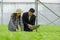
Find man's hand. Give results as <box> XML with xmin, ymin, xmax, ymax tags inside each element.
<box><xmin>27</xmin><ymin>24</ymin><xmax>33</xmax><ymax>29</ymax></box>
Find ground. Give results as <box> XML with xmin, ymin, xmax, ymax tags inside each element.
<box><xmin>0</xmin><ymin>25</ymin><xmax>60</xmax><ymax>40</ymax></box>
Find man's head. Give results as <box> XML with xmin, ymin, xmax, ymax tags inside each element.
<box><xmin>28</xmin><ymin>8</ymin><xmax>35</xmax><ymax>16</ymax></box>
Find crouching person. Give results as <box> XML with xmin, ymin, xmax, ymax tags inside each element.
<box><xmin>22</xmin><ymin>8</ymin><xmax>36</xmax><ymax>32</ymax></box>
<box><xmin>8</xmin><ymin>9</ymin><xmax>24</xmax><ymax>31</ymax></box>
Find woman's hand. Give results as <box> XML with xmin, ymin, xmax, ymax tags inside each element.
<box><xmin>16</xmin><ymin>29</ymin><xmax>18</xmax><ymax>31</ymax></box>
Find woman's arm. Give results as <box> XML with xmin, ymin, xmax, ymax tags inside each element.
<box><xmin>10</xmin><ymin>14</ymin><xmax>17</xmax><ymax>30</ymax></box>
<box><xmin>19</xmin><ymin>16</ymin><xmax>24</xmax><ymax>31</ymax></box>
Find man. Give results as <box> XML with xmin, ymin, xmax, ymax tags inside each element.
<box><xmin>22</xmin><ymin>8</ymin><xmax>36</xmax><ymax>32</ymax></box>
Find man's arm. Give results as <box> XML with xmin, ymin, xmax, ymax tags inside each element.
<box><xmin>28</xmin><ymin>15</ymin><xmax>36</xmax><ymax>29</ymax></box>
<box><xmin>31</xmin><ymin>15</ymin><xmax>36</xmax><ymax>25</ymax></box>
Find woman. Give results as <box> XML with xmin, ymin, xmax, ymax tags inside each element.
<box><xmin>8</xmin><ymin>9</ymin><xmax>24</xmax><ymax>31</ymax></box>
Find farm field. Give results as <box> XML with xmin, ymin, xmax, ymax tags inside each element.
<box><xmin>0</xmin><ymin>25</ymin><xmax>60</xmax><ymax>40</ymax></box>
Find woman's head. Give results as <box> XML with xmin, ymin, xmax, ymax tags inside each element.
<box><xmin>16</xmin><ymin>9</ymin><xmax>22</xmax><ymax>17</ymax></box>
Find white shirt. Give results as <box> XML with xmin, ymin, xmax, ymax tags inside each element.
<box><xmin>29</xmin><ymin>16</ymin><xmax>31</xmax><ymax>21</ymax></box>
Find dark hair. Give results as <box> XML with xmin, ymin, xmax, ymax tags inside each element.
<box><xmin>29</xmin><ymin>8</ymin><xmax>35</xmax><ymax>13</ymax></box>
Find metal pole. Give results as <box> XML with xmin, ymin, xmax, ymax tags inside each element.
<box><xmin>1</xmin><ymin>0</ymin><xmax>3</xmax><ymax>24</ymax></box>
<box><xmin>47</xmin><ymin>18</ymin><xmax>60</xmax><ymax>25</ymax></box>
<box><xmin>38</xmin><ymin>0</ymin><xmax>60</xmax><ymax>25</ymax></box>
<box><xmin>38</xmin><ymin>0</ymin><xmax>60</xmax><ymax>18</ymax></box>
<box><xmin>39</xmin><ymin>12</ymin><xmax>56</xmax><ymax>25</ymax></box>
<box><xmin>35</xmin><ymin>0</ymin><xmax>38</xmax><ymax>32</ymax></box>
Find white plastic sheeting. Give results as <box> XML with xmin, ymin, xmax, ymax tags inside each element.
<box><xmin>3</xmin><ymin>0</ymin><xmax>35</xmax><ymax>2</ymax></box>
<box><xmin>38</xmin><ymin>4</ymin><xmax>60</xmax><ymax>25</ymax></box>
<box><xmin>3</xmin><ymin>4</ymin><xmax>16</xmax><ymax>24</ymax></box>
<box><xmin>0</xmin><ymin>3</ymin><xmax>60</xmax><ymax>25</ymax></box>
<box><xmin>40</xmin><ymin>0</ymin><xmax>60</xmax><ymax>3</ymax></box>
<box><xmin>0</xmin><ymin>0</ymin><xmax>60</xmax><ymax>25</ymax></box>
<box><xmin>2</xmin><ymin>4</ymin><xmax>35</xmax><ymax>24</ymax></box>
<box><xmin>3</xmin><ymin>0</ymin><xmax>60</xmax><ymax>3</ymax></box>
<box><xmin>0</xmin><ymin>0</ymin><xmax>1</xmax><ymax>2</ymax></box>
